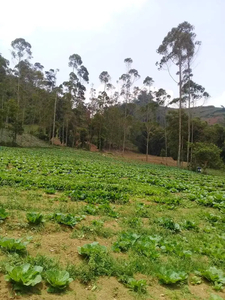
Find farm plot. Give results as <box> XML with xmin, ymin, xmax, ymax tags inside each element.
<box><xmin>0</xmin><ymin>147</ymin><xmax>225</xmax><ymax>300</ymax></box>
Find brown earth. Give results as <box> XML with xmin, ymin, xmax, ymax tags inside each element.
<box><xmin>103</xmin><ymin>150</ymin><xmax>187</xmax><ymax>168</ymax></box>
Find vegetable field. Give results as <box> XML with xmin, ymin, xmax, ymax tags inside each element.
<box><xmin>0</xmin><ymin>147</ymin><xmax>225</xmax><ymax>300</ymax></box>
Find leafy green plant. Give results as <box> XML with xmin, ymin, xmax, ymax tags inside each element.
<box><xmin>53</xmin><ymin>213</ymin><xmax>77</xmax><ymax>228</ymax></box>
<box><xmin>0</xmin><ymin>237</ymin><xmax>28</xmax><ymax>253</ymax></box>
<box><xmin>113</xmin><ymin>232</ymin><xmax>161</xmax><ymax>258</ymax></box>
<box><xmin>83</xmin><ymin>204</ymin><xmax>98</xmax><ymax>215</ymax></box>
<box><xmin>158</xmin><ymin>217</ymin><xmax>181</xmax><ymax>233</ymax></box>
<box><xmin>124</xmin><ymin>217</ymin><xmax>142</xmax><ymax>229</ymax></box>
<box><xmin>119</xmin><ymin>276</ymin><xmax>147</xmax><ymax>293</ymax></box>
<box><xmin>134</xmin><ymin>236</ymin><xmax>160</xmax><ymax>259</ymax></box>
<box><xmin>0</xmin><ymin>207</ymin><xmax>9</xmax><ymax>221</ymax></box>
<box><xmin>157</xmin><ymin>268</ymin><xmax>187</xmax><ymax>285</ymax></box>
<box><xmin>45</xmin><ymin>188</ymin><xmax>56</xmax><ymax>194</ymax></box>
<box><xmin>72</xmin><ymin>220</ymin><xmax>113</xmax><ymax>239</ymax></box>
<box><xmin>135</xmin><ymin>203</ymin><xmax>150</xmax><ymax>218</ymax></box>
<box><xmin>190</xmin><ymin>275</ymin><xmax>202</xmax><ymax>285</ymax></box>
<box><xmin>182</xmin><ymin>220</ymin><xmax>198</xmax><ymax>231</ymax></box>
<box><xmin>78</xmin><ymin>242</ymin><xmax>107</xmax><ymax>258</ymax></box>
<box><xmin>112</xmin><ymin>232</ymin><xmax>140</xmax><ymax>252</ymax></box>
<box><xmin>209</xmin><ymin>294</ymin><xmax>224</xmax><ymax>300</ymax></box>
<box><xmin>205</xmin><ymin>213</ymin><xmax>221</xmax><ymax>224</ymax></box>
<box><xmin>98</xmin><ymin>202</ymin><xmax>119</xmax><ymax>218</ymax></box>
<box><xmin>153</xmin><ymin>196</ymin><xmax>180</xmax><ymax>206</ymax></box>
<box><xmin>5</xmin><ymin>263</ymin><xmax>43</xmax><ymax>291</ymax></box>
<box><xmin>45</xmin><ymin>269</ymin><xmax>73</xmax><ymax>293</ymax></box>
<box><xmin>26</xmin><ymin>212</ymin><xmax>44</xmax><ymax>225</ymax></box>
<box><xmin>77</xmin><ymin>242</ymin><xmax>114</xmax><ymax>280</ymax></box>
<box><xmin>201</xmin><ymin>267</ymin><xmax>225</xmax><ymax>288</ymax></box>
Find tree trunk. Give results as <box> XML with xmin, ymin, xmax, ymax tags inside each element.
<box><xmin>122</xmin><ymin>102</ymin><xmax>127</xmax><ymax>155</ymax></box>
<box><xmin>146</xmin><ymin>131</ymin><xmax>149</xmax><ymax>162</ymax></box>
<box><xmin>177</xmin><ymin>59</ymin><xmax>182</xmax><ymax>168</ymax></box>
<box><xmin>186</xmin><ymin>60</ymin><xmax>191</xmax><ymax>167</ymax></box>
<box><xmin>190</xmin><ymin>117</ymin><xmax>194</xmax><ymax>165</ymax></box>
<box><xmin>66</xmin><ymin>120</ymin><xmax>68</xmax><ymax>146</ymax></box>
<box><xmin>164</xmin><ymin>106</ymin><xmax>168</xmax><ymax>165</ymax></box>
<box><xmin>62</xmin><ymin>120</ymin><xmax>65</xmax><ymax>145</ymax></box>
<box><xmin>52</xmin><ymin>93</ymin><xmax>57</xmax><ymax>145</ymax></box>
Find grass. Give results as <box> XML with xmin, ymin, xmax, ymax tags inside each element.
<box><xmin>205</xmin><ymin>168</ymin><xmax>225</xmax><ymax>177</ymax></box>
<box><xmin>0</xmin><ymin>147</ymin><xmax>224</xmax><ymax>299</ymax></box>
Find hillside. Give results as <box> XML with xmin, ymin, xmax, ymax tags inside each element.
<box><xmin>0</xmin><ymin>129</ymin><xmax>50</xmax><ymax>147</ymax></box>
<box><xmin>135</xmin><ymin>96</ymin><xmax>225</xmax><ymax>126</ymax></box>
<box><xmin>189</xmin><ymin>105</ymin><xmax>225</xmax><ymax>125</ymax></box>
<box><xmin>0</xmin><ymin>147</ymin><xmax>225</xmax><ymax>300</ymax></box>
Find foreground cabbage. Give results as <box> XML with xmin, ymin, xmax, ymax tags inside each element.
<box><xmin>5</xmin><ymin>263</ymin><xmax>43</xmax><ymax>290</ymax></box>
<box><xmin>45</xmin><ymin>269</ymin><xmax>73</xmax><ymax>292</ymax></box>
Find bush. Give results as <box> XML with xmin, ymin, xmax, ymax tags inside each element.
<box><xmin>190</xmin><ymin>142</ymin><xmax>223</xmax><ymax>172</ymax></box>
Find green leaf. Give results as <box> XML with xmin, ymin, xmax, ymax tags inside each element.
<box><xmin>5</xmin><ymin>263</ymin><xmax>43</xmax><ymax>289</ymax></box>
<box><xmin>78</xmin><ymin>242</ymin><xmax>107</xmax><ymax>257</ymax></box>
<box><xmin>45</xmin><ymin>269</ymin><xmax>73</xmax><ymax>292</ymax></box>
<box><xmin>0</xmin><ymin>208</ymin><xmax>9</xmax><ymax>220</ymax></box>
<box><xmin>26</xmin><ymin>212</ymin><xmax>44</xmax><ymax>225</ymax></box>
<box><xmin>209</xmin><ymin>294</ymin><xmax>224</xmax><ymax>300</ymax></box>
<box><xmin>201</xmin><ymin>267</ymin><xmax>225</xmax><ymax>285</ymax></box>
<box><xmin>158</xmin><ymin>268</ymin><xmax>187</xmax><ymax>285</ymax></box>
<box><xmin>53</xmin><ymin>213</ymin><xmax>78</xmax><ymax>228</ymax></box>
<box><xmin>0</xmin><ymin>237</ymin><xmax>28</xmax><ymax>252</ymax></box>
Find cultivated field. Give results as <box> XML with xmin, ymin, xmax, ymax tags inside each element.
<box><xmin>0</xmin><ymin>147</ymin><xmax>225</xmax><ymax>300</ymax></box>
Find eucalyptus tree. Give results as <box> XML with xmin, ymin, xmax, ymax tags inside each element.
<box><xmin>141</xmin><ymin>76</ymin><xmax>155</xmax><ymax>161</ymax></box>
<box><xmin>98</xmin><ymin>71</ymin><xmax>111</xmax><ymax>110</ymax></box>
<box><xmin>91</xmin><ymin>71</ymin><xmax>112</xmax><ymax>150</ymax></box>
<box><xmin>0</xmin><ymin>54</ymin><xmax>9</xmax><ymax>82</ymax></box>
<box><xmin>68</xmin><ymin>54</ymin><xmax>82</xmax><ymax>73</ymax></box>
<box><xmin>11</xmin><ymin>38</ymin><xmax>32</xmax><ymax>106</ymax></box>
<box><xmin>66</xmin><ymin>54</ymin><xmax>89</xmax><ymax>147</ymax></box>
<box><xmin>68</xmin><ymin>54</ymin><xmax>89</xmax><ymax>105</ymax></box>
<box><xmin>182</xmin><ymin>80</ymin><xmax>209</xmax><ymax>164</ymax></box>
<box><xmin>33</xmin><ymin>62</ymin><xmax>44</xmax><ymax>88</ymax></box>
<box><xmin>45</xmin><ymin>68</ymin><xmax>59</xmax><ymax>144</ymax></box>
<box><xmin>99</xmin><ymin>71</ymin><xmax>111</xmax><ymax>90</ymax></box>
<box><xmin>181</xmin><ymin>29</ymin><xmax>202</xmax><ymax>166</ymax></box>
<box><xmin>157</xmin><ymin>21</ymin><xmax>196</xmax><ymax>167</ymax></box>
<box><xmin>0</xmin><ymin>54</ymin><xmax>9</xmax><ymax>130</ymax></box>
<box><xmin>154</xmin><ymin>88</ymin><xmax>171</xmax><ymax>160</ymax></box>
<box><xmin>119</xmin><ymin>58</ymin><xmax>140</xmax><ymax>153</ymax></box>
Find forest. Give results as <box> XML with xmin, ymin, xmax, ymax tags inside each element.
<box><xmin>0</xmin><ymin>21</ymin><xmax>224</xmax><ymax>169</ymax></box>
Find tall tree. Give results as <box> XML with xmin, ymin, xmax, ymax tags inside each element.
<box><xmin>157</xmin><ymin>21</ymin><xmax>197</xmax><ymax>167</ymax></box>
<box><xmin>182</xmin><ymin>80</ymin><xmax>209</xmax><ymax>164</ymax></box>
<box><xmin>45</xmin><ymin>69</ymin><xmax>59</xmax><ymax>144</ymax></box>
<box><xmin>119</xmin><ymin>58</ymin><xmax>140</xmax><ymax>153</ymax></box>
<box><xmin>142</xmin><ymin>76</ymin><xmax>155</xmax><ymax>161</ymax></box>
<box><xmin>11</xmin><ymin>38</ymin><xmax>32</xmax><ymax>106</ymax></box>
<box><xmin>68</xmin><ymin>53</ymin><xmax>89</xmax><ymax>104</ymax></box>
<box><xmin>154</xmin><ymin>88</ymin><xmax>171</xmax><ymax>161</ymax></box>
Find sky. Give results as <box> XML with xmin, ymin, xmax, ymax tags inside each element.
<box><xmin>0</xmin><ymin>0</ymin><xmax>224</xmax><ymax>107</ymax></box>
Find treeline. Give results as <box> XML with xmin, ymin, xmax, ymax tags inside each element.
<box><xmin>0</xmin><ymin>21</ymin><xmax>224</xmax><ymax>167</ymax></box>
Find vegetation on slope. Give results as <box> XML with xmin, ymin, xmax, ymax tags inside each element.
<box><xmin>0</xmin><ymin>148</ymin><xmax>225</xmax><ymax>299</ymax></box>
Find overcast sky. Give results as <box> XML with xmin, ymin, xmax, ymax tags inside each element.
<box><xmin>0</xmin><ymin>0</ymin><xmax>224</xmax><ymax>107</ymax></box>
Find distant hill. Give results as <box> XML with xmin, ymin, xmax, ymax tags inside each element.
<box><xmin>188</xmin><ymin>105</ymin><xmax>225</xmax><ymax>125</ymax></box>
<box><xmin>158</xmin><ymin>105</ymin><xmax>225</xmax><ymax>126</ymax></box>
<box><xmin>134</xmin><ymin>94</ymin><xmax>225</xmax><ymax>126</ymax></box>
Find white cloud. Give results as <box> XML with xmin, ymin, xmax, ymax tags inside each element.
<box><xmin>207</xmin><ymin>91</ymin><xmax>225</xmax><ymax>108</ymax></box>
<box><xmin>0</xmin><ymin>0</ymin><xmax>147</xmax><ymax>44</ymax></box>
